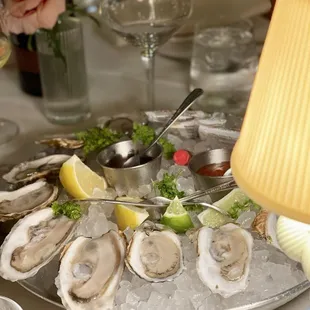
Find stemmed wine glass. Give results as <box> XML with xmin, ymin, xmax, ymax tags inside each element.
<box><xmin>0</xmin><ymin>33</ymin><xmax>19</xmax><ymax>145</ymax></box>
<box><xmin>101</xmin><ymin>0</ymin><xmax>192</xmax><ymax>110</ymax></box>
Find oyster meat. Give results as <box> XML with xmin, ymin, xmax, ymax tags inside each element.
<box><xmin>56</xmin><ymin>230</ymin><xmax>126</xmax><ymax>310</ymax></box>
<box><xmin>0</xmin><ymin>208</ymin><xmax>77</xmax><ymax>281</ymax></box>
<box><xmin>0</xmin><ymin>180</ymin><xmax>58</xmax><ymax>221</ymax></box>
<box><xmin>126</xmin><ymin>222</ymin><xmax>184</xmax><ymax>282</ymax></box>
<box><xmin>197</xmin><ymin>223</ymin><xmax>253</xmax><ymax>298</ymax></box>
<box><xmin>3</xmin><ymin>154</ymin><xmax>70</xmax><ymax>184</ymax></box>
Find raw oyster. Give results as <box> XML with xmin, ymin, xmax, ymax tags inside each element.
<box><xmin>252</xmin><ymin>210</ymin><xmax>281</xmax><ymax>250</ymax></box>
<box><xmin>36</xmin><ymin>138</ymin><xmax>84</xmax><ymax>150</ymax></box>
<box><xmin>126</xmin><ymin>222</ymin><xmax>184</xmax><ymax>282</ymax></box>
<box><xmin>0</xmin><ymin>208</ymin><xmax>77</xmax><ymax>281</ymax></box>
<box><xmin>56</xmin><ymin>230</ymin><xmax>126</xmax><ymax>310</ymax></box>
<box><xmin>197</xmin><ymin>223</ymin><xmax>253</xmax><ymax>298</ymax></box>
<box><xmin>3</xmin><ymin>154</ymin><xmax>70</xmax><ymax>184</ymax></box>
<box><xmin>0</xmin><ymin>180</ymin><xmax>58</xmax><ymax>221</ymax></box>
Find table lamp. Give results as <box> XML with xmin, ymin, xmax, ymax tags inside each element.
<box><xmin>231</xmin><ymin>0</ymin><xmax>310</xmax><ymax>223</ymax></box>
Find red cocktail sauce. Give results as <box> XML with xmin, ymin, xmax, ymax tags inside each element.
<box><xmin>197</xmin><ymin>161</ymin><xmax>231</xmax><ymax>177</ymax></box>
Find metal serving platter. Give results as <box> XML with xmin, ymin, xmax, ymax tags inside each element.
<box><xmin>0</xmin><ymin>130</ymin><xmax>309</xmax><ymax>310</ymax></box>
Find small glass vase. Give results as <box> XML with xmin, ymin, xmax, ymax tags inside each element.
<box><xmin>36</xmin><ymin>16</ymin><xmax>91</xmax><ymax>125</ymax></box>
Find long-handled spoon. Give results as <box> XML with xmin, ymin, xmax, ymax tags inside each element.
<box><xmin>123</xmin><ymin>88</ymin><xmax>203</xmax><ymax>168</ymax></box>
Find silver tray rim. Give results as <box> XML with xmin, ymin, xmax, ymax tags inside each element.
<box><xmin>1</xmin><ymin>130</ymin><xmax>309</xmax><ymax>310</ymax></box>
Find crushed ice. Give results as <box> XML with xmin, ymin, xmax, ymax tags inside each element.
<box><xmin>61</xmin><ymin>113</ymin><xmax>306</xmax><ymax>309</ymax></box>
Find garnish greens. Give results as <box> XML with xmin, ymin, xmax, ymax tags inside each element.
<box><xmin>76</xmin><ymin>127</ymin><xmax>123</xmax><ymax>155</ymax></box>
<box><xmin>52</xmin><ymin>201</ymin><xmax>82</xmax><ymax>220</ymax></box>
<box><xmin>132</xmin><ymin>123</ymin><xmax>176</xmax><ymax>159</ymax></box>
<box><xmin>154</xmin><ymin>172</ymin><xmax>185</xmax><ymax>200</ymax></box>
<box><xmin>227</xmin><ymin>199</ymin><xmax>262</xmax><ymax>220</ymax></box>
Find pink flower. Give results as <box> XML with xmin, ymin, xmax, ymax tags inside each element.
<box><xmin>0</xmin><ymin>0</ymin><xmax>66</xmax><ymax>34</ymax></box>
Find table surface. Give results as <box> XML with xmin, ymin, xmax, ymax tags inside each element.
<box><xmin>0</xmin><ymin>19</ymin><xmax>309</xmax><ymax>310</ymax></box>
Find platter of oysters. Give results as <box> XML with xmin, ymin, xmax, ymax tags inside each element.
<box><xmin>0</xmin><ymin>111</ymin><xmax>309</xmax><ymax>310</ymax></box>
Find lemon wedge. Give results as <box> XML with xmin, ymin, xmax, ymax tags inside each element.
<box><xmin>115</xmin><ymin>197</ymin><xmax>149</xmax><ymax>231</ymax></box>
<box><xmin>59</xmin><ymin>155</ymin><xmax>107</xmax><ymax>199</ymax></box>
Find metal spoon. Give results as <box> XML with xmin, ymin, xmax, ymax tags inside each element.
<box><xmin>74</xmin><ymin>198</ymin><xmax>228</xmax><ymax>215</ymax></box>
<box><xmin>123</xmin><ymin>88</ymin><xmax>204</xmax><ymax>168</ymax></box>
<box><xmin>147</xmin><ymin>179</ymin><xmax>237</xmax><ymax>205</ymax></box>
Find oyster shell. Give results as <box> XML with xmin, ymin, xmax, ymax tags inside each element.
<box><xmin>197</xmin><ymin>223</ymin><xmax>253</xmax><ymax>298</ymax></box>
<box><xmin>56</xmin><ymin>230</ymin><xmax>126</xmax><ymax>310</ymax></box>
<box><xmin>252</xmin><ymin>210</ymin><xmax>280</xmax><ymax>249</ymax></box>
<box><xmin>36</xmin><ymin>138</ymin><xmax>84</xmax><ymax>150</ymax></box>
<box><xmin>126</xmin><ymin>222</ymin><xmax>184</xmax><ymax>282</ymax></box>
<box><xmin>3</xmin><ymin>154</ymin><xmax>70</xmax><ymax>184</ymax></box>
<box><xmin>0</xmin><ymin>208</ymin><xmax>77</xmax><ymax>281</ymax></box>
<box><xmin>0</xmin><ymin>180</ymin><xmax>58</xmax><ymax>222</ymax></box>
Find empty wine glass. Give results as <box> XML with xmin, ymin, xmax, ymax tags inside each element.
<box><xmin>0</xmin><ymin>33</ymin><xmax>19</xmax><ymax>145</ymax></box>
<box><xmin>101</xmin><ymin>0</ymin><xmax>192</xmax><ymax>110</ymax></box>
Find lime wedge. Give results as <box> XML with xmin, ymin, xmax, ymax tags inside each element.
<box><xmin>198</xmin><ymin>188</ymin><xmax>248</xmax><ymax>229</ymax></box>
<box><xmin>161</xmin><ymin>197</ymin><xmax>194</xmax><ymax>233</ymax></box>
<box><xmin>213</xmin><ymin>188</ymin><xmax>248</xmax><ymax>211</ymax></box>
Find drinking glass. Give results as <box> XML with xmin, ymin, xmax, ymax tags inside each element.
<box><xmin>0</xmin><ymin>33</ymin><xmax>19</xmax><ymax>144</ymax></box>
<box><xmin>101</xmin><ymin>0</ymin><xmax>192</xmax><ymax>110</ymax></box>
<box><xmin>36</xmin><ymin>17</ymin><xmax>91</xmax><ymax>124</ymax></box>
<box><xmin>190</xmin><ymin>20</ymin><xmax>259</xmax><ymax>115</ymax></box>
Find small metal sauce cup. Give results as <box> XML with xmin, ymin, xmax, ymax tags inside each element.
<box><xmin>188</xmin><ymin>148</ymin><xmax>233</xmax><ymax>202</ymax></box>
<box><xmin>0</xmin><ymin>296</ymin><xmax>23</xmax><ymax>310</ymax></box>
<box><xmin>97</xmin><ymin>140</ymin><xmax>162</xmax><ymax>192</ymax></box>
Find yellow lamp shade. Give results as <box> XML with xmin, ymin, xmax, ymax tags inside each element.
<box><xmin>231</xmin><ymin>0</ymin><xmax>310</xmax><ymax>223</ymax></box>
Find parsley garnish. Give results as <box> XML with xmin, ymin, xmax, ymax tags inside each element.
<box><xmin>52</xmin><ymin>201</ymin><xmax>82</xmax><ymax>220</ymax></box>
<box><xmin>76</xmin><ymin>127</ymin><xmax>123</xmax><ymax>155</ymax></box>
<box><xmin>154</xmin><ymin>173</ymin><xmax>185</xmax><ymax>200</ymax></box>
<box><xmin>132</xmin><ymin>123</ymin><xmax>176</xmax><ymax>159</ymax></box>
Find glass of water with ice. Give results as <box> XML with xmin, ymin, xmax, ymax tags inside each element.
<box><xmin>190</xmin><ymin>20</ymin><xmax>259</xmax><ymax>115</ymax></box>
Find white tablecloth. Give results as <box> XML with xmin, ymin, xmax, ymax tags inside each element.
<box><xmin>0</xmin><ymin>20</ymin><xmax>309</xmax><ymax>310</ymax></box>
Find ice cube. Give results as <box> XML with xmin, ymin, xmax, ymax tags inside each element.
<box><xmin>147</xmin><ymin>291</ymin><xmax>168</xmax><ymax>308</ymax></box>
<box><xmin>126</xmin><ymin>291</ymin><xmax>140</xmax><ymax>306</ymax></box>
<box><xmin>174</xmin><ymin>272</ymin><xmax>192</xmax><ymax>291</ymax></box>
<box><xmin>115</xmin><ymin>286</ymin><xmax>130</xmax><ymax>305</ymax></box>
<box><xmin>182</xmin><ymin>139</ymin><xmax>197</xmax><ymax>151</ymax></box>
<box><xmin>236</xmin><ymin>211</ymin><xmax>256</xmax><ymax>229</ymax></box>
<box><xmin>167</xmin><ymin>134</ymin><xmax>183</xmax><ymax>150</ymax></box>
<box><xmin>138</xmin><ymin>184</ymin><xmax>152</xmax><ymax>197</ymax></box>
<box><xmin>115</xmin><ymin>184</ymin><xmax>128</xmax><ymax>197</ymax></box>
<box><xmin>176</xmin><ymin>177</ymin><xmax>195</xmax><ymax>195</ymax></box>
<box><xmin>168</xmin><ymin>165</ymin><xmax>191</xmax><ymax>177</ymax></box>
<box><xmin>152</xmin><ymin>282</ymin><xmax>177</xmax><ymax>295</ymax></box>
<box><xmin>132</xmin><ymin>284</ymin><xmax>153</xmax><ymax>301</ymax></box>
<box><xmin>128</xmin><ymin>188</ymin><xmax>141</xmax><ymax>198</ymax></box>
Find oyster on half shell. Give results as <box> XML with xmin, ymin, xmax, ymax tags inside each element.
<box><xmin>252</xmin><ymin>210</ymin><xmax>281</xmax><ymax>250</ymax></box>
<box><xmin>126</xmin><ymin>222</ymin><xmax>184</xmax><ymax>282</ymax></box>
<box><xmin>36</xmin><ymin>138</ymin><xmax>84</xmax><ymax>150</ymax></box>
<box><xmin>3</xmin><ymin>154</ymin><xmax>70</xmax><ymax>184</ymax></box>
<box><xmin>56</xmin><ymin>230</ymin><xmax>126</xmax><ymax>310</ymax></box>
<box><xmin>0</xmin><ymin>208</ymin><xmax>77</xmax><ymax>281</ymax></box>
<box><xmin>0</xmin><ymin>180</ymin><xmax>58</xmax><ymax>222</ymax></box>
<box><xmin>197</xmin><ymin>223</ymin><xmax>253</xmax><ymax>298</ymax></box>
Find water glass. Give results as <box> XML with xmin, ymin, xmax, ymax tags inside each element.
<box><xmin>36</xmin><ymin>17</ymin><xmax>91</xmax><ymax>124</ymax></box>
<box><xmin>190</xmin><ymin>20</ymin><xmax>259</xmax><ymax>115</ymax></box>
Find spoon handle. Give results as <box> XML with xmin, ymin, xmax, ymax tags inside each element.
<box><xmin>144</xmin><ymin>88</ymin><xmax>203</xmax><ymax>154</ymax></box>
<box><xmin>179</xmin><ymin>179</ymin><xmax>237</xmax><ymax>202</ymax></box>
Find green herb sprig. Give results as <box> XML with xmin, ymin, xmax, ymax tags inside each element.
<box><xmin>132</xmin><ymin>123</ymin><xmax>176</xmax><ymax>159</ymax></box>
<box><xmin>154</xmin><ymin>172</ymin><xmax>185</xmax><ymax>200</ymax></box>
<box><xmin>227</xmin><ymin>199</ymin><xmax>261</xmax><ymax>220</ymax></box>
<box><xmin>52</xmin><ymin>201</ymin><xmax>82</xmax><ymax>220</ymax></box>
<box><xmin>76</xmin><ymin>127</ymin><xmax>123</xmax><ymax>155</ymax></box>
